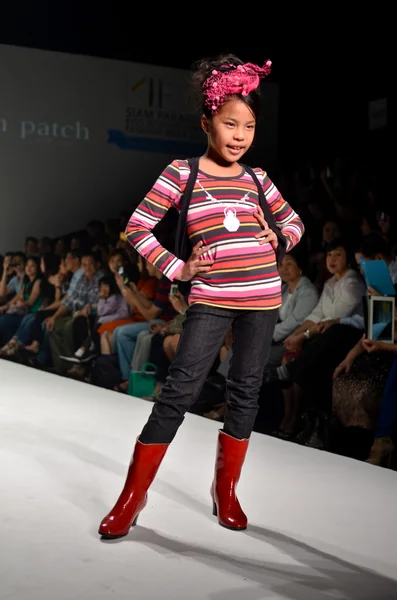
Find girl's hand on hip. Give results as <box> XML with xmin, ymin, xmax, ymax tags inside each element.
<box><xmin>254</xmin><ymin>206</ymin><xmax>279</xmax><ymax>250</ymax></box>
<box><xmin>174</xmin><ymin>241</ymin><xmax>214</xmax><ymax>282</ymax></box>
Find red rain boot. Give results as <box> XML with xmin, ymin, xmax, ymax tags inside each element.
<box><xmin>211</xmin><ymin>430</ymin><xmax>249</xmax><ymax>530</ymax></box>
<box><xmin>99</xmin><ymin>439</ymin><xmax>169</xmax><ymax>539</ymax></box>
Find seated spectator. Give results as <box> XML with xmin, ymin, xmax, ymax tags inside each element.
<box><xmin>38</xmin><ymin>237</ymin><xmax>54</xmax><ymax>255</ymax></box>
<box><xmin>57</xmin><ymin>250</ymin><xmax>158</xmax><ymax>376</ymax></box>
<box><xmin>107</xmin><ymin>248</ymin><xmax>140</xmax><ymax>288</ymax></box>
<box><xmin>19</xmin><ymin>253</ymin><xmax>75</xmax><ymax>357</ymax></box>
<box><xmin>366</xmin><ymin>355</ymin><xmax>397</xmax><ymax>467</ymax></box>
<box><xmin>17</xmin><ymin>250</ymin><xmax>82</xmax><ymax>359</ymax></box>
<box><xmin>139</xmin><ymin>289</ymin><xmax>189</xmax><ymax>399</ymax></box>
<box><xmin>0</xmin><ymin>257</ymin><xmax>44</xmax><ymax>347</ymax></box>
<box><xmin>266</xmin><ymin>248</ymin><xmax>318</xmax><ymax>371</ymax></box>
<box><xmin>268</xmin><ymin>238</ymin><xmax>366</xmax><ymax>439</ymax></box>
<box><xmin>62</xmin><ymin>274</ymin><xmax>132</xmax><ymax>365</ymax></box>
<box><xmin>44</xmin><ymin>252</ymin><xmax>101</xmax><ymax>375</ymax></box>
<box><xmin>0</xmin><ymin>252</ymin><xmax>27</xmax><ymax>304</ymax></box>
<box><xmin>112</xmin><ymin>260</ymin><xmax>177</xmax><ymax>392</ymax></box>
<box><xmin>96</xmin><ymin>275</ymin><xmax>132</xmax><ymax>354</ymax></box>
<box><xmin>24</xmin><ymin>236</ymin><xmax>39</xmax><ymax>257</ymax></box>
<box><xmin>308</xmin><ymin>219</ymin><xmax>342</xmax><ymax>291</ymax></box>
<box><xmin>279</xmin><ymin>238</ymin><xmax>365</xmax><ymax>365</ymax></box>
<box><xmin>332</xmin><ymin>323</ymin><xmax>397</xmax><ymax>455</ymax></box>
<box><xmin>358</xmin><ymin>211</ymin><xmax>381</xmax><ymax>238</ymax></box>
<box><xmin>359</xmin><ymin>232</ymin><xmax>397</xmax><ymax>283</ymax></box>
<box><xmin>70</xmin><ymin>236</ymin><xmax>82</xmax><ymax>251</ymax></box>
<box><xmin>322</xmin><ymin>233</ymin><xmax>397</xmax><ymax>336</ymax></box>
<box><xmin>55</xmin><ymin>237</ymin><xmax>68</xmax><ymax>256</ymax></box>
<box><xmin>0</xmin><ymin>253</ymin><xmax>61</xmax><ymax>357</ymax></box>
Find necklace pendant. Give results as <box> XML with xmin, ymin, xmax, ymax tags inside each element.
<box><xmin>223</xmin><ymin>208</ymin><xmax>240</xmax><ymax>232</ymax></box>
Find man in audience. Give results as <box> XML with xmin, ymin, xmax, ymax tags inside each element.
<box><xmin>38</xmin><ymin>237</ymin><xmax>54</xmax><ymax>255</ymax></box>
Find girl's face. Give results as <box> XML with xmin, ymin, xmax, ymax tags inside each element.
<box><xmin>25</xmin><ymin>259</ymin><xmax>38</xmax><ymax>278</ymax></box>
<box><xmin>326</xmin><ymin>247</ymin><xmax>348</xmax><ymax>276</ymax></box>
<box><xmin>40</xmin><ymin>257</ymin><xmax>46</xmax><ymax>274</ymax></box>
<box><xmin>202</xmin><ymin>98</ymin><xmax>256</xmax><ymax>164</ymax></box>
<box><xmin>100</xmin><ymin>282</ymin><xmax>110</xmax><ymax>299</ymax></box>
<box><xmin>279</xmin><ymin>255</ymin><xmax>301</xmax><ymax>284</ymax></box>
<box><xmin>323</xmin><ymin>221</ymin><xmax>340</xmax><ymax>244</ymax></box>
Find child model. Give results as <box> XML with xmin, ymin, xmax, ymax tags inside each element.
<box><xmin>99</xmin><ymin>54</ymin><xmax>304</xmax><ymax>539</ymax></box>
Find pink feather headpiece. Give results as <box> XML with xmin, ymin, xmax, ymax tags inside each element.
<box><xmin>202</xmin><ymin>60</ymin><xmax>272</xmax><ymax>114</ymax></box>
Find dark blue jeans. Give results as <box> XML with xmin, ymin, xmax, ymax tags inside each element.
<box><xmin>139</xmin><ymin>304</ymin><xmax>278</xmax><ymax>443</ymax></box>
<box><xmin>375</xmin><ymin>357</ymin><xmax>397</xmax><ymax>438</ymax></box>
<box><xmin>0</xmin><ymin>314</ymin><xmax>25</xmax><ymax>346</ymax></box>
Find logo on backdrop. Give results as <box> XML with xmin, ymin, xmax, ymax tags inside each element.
<box><xmin>107</xmin><ymin>75</ymin><xmax>204</xmax><ymax>155</ymax></box>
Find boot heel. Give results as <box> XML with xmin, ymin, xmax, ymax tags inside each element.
<box><xmin>132</xmin><ymin>514</ymin><xmax>139</xmax><ymax>526</ymax></box>
<box><xmin>212</xmin><ymin>502</ymin><xmax>217</xmax><ymax>517</ymax></box>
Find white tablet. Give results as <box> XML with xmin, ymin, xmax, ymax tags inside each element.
<box><xmin>367</xmin><ymin>296</ymin><xmax>395</xmax><ymax>343</ymax></box>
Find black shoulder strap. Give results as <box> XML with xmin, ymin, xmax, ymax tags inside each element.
<box><xmin>241</xmin><ymin>164</ymin><xmax>287</xmax><ymax>262</ymax></box>
<box><xmin>174</xmin><ymin>157</ymin><xmax>199</xmax><ymax>262</ymax></box>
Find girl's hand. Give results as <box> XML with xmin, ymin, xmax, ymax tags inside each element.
<box><xmin>174</xmin><ymin>241</ymin><xmax>214</xmax><ymax>282</ymax></box>
<box><xmin>254</xmin><ymin>206</ymin><xmax>279</xmax><ymax>250</ymax></box>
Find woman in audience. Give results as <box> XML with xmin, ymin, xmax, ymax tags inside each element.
<box><xmin>17</xmin><ymin>255</ymin><xmax>70</xmax><ymax>358</ymax></box>
<box><xmin>0</xmin><ymin>254</ymin><xmax>61</xmax><ymax>356</ymax></box>
<box><xmin>308</xmin><ymin>219</ymin><xmax>342</xmax><ymax>291</ymax></box>
<box><xmin>267</xmin><ymin>247</ymin><xmax>318</xmax><ymax>371</ymax></box>
<box><xmin>0</xmin><ymin>257</ymin><xmax>44</xmax><ymax>348</ymax></box>
<box><xmin>270</xmin><ymin>238</ymin><xmax>366</xmax><ymax>439</ymax></box>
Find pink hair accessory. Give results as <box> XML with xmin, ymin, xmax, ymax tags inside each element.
<box><xmin>203</xmin><ymin>60</ymin><xmax>272</xmax><ymax>113</ymax></box>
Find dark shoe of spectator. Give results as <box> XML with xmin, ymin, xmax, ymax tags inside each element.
<box><xmin>263</xmin><ymin>368</ymin><xmax>292</xmax><ymax>389</ymax></box>
<box><xmin>66</xmin><ymin>364</ymin><xmax>86</xmax><ymax>380</ymax></box>
<box><xmin>292</xmin><ymin>412</ymin><xmax>314</xmax><ymax>445</ymax></box>
<box><xmin>114</xmin><ymin>380</ymin><xmax>129</xmax><ymax>393</ymax></box>
<box><xmin>304</xmin><ymin>412</ymin><xmax>330</xmax><ymax>450</ymax></box>
<box><xmin>270</xmin><ymin>428</ymin><xmax>294</xmax><ymax>441</ymax></box>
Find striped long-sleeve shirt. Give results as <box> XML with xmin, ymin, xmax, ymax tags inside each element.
<box><xmin>126</xmin><ymin>159</ymin><xmax>304</xmax><ymax>310</ymax></box>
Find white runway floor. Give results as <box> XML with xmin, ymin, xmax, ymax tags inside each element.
<box><xmin>1</xmin><ymin>359</ymin><xmax>397</xmax><ymax>600</ymax></box>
